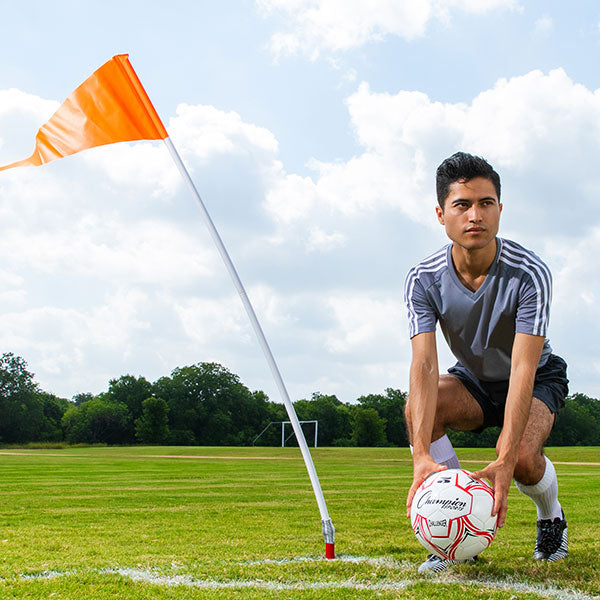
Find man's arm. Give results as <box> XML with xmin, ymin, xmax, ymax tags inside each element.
<box><xmin>405</xmin><ymin>331</ymin><xmax>446</xmax><ymax>516</ymax></box>
<box><xmin>473</xmin><ymin>332</ymin><xmax>545</xmax><ymax>527</ymax></box>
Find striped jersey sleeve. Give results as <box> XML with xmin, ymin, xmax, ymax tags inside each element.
<box><xmin>499</xmin><ymin>240</ymin><xmax>553</xmax><ymax>336</ymax></box>
<box><xmin>404</xmin><ymin>248</ymin><xmax>446</xmax><ymax>338</ymax></box>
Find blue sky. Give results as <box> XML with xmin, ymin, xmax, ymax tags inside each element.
<box><xmin>1</xmin><ymin>0</ymin><xmax>600</xmax><ymax>404</ymax></box>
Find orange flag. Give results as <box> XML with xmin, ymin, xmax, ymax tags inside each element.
<box><xmin>0</xmin><ymin>54</ymin><xmax>168</xmax><ymax>172</ymax></box>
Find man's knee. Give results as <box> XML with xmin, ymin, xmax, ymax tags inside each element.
<box><xmin>436</xmin><ymin>375</ymin><xmax>482</xmax><ymax>431</ymax></box>
<box><xmin>405</xmin><ymin>375</ymin><xmax>475</xmax><ymax>439</ymax></box>
<box><xmin>437</xmin><ymin>375</ymin><xmax>458</xmax><ymax>410</ymax></box>
<box><xmin>513</xmin><ymin>398</ymin><xmax>554</xmax><ymax>484</ymax></box>
<box><xmin>513</xmin><ymin>448</ymin><xmax>545</xmax><ymax>485</ymax></box>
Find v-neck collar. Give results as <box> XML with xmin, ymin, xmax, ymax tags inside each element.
<box><xmin>446</xmin><ymin>238</ymin><xmax>502</xmax><ymax>300</ymax></box>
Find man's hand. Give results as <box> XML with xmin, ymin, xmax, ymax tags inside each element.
<box><xmin>406</xmin><ymin>455</ymin><xmax>447</xmax><ymax>518</ymax></box>
<box><xmin>472</xmin><ymin>459</ymin><xmax>513</xmax><ymax>528</ymax></box>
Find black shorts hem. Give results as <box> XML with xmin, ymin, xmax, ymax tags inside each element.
<box><xmin>447</xmin><ymin>354</ymin><xmax>569</xmax><ymax>433</ymax></box>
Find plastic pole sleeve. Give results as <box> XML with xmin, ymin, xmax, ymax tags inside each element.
<box><xmin>163</xmin><ymin>138</ymin><xmax>335</xmax><ymax>538</ymax></box>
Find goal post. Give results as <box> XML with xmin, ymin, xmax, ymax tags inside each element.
<box><xmin>282</xmin><ymin>420</ymin><xmax>318</xmax><ymax>448</ymax></box>
<box><xmin>252</xmin><ymin>420</ymin><xmax>318</xmax><ymax>448</ymax></box>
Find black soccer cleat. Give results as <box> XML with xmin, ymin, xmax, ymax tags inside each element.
<box><xmin>417</xmin><ymin>554</ymin><xmax>477</xmax><ymax>574</ymax></box>
<box><xmin>533</xmin><ymin>510</ymin><xmax>568</xmax><ymax>561</ymax></box>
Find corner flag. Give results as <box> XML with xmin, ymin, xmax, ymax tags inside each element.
<box><xmin>0</xmin><ymin>54</ymin><xmax>335</xmax><ymax>559</ymax></box>
<box><xmin>0</xmin><ymin>55</ymin><xmax>167</xmax><ymax>171</ymax></box>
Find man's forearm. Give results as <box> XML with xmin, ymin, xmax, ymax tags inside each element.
<box><xmin>496</xmin><ymin>362</ymin><xmax>536</xmax><ymax>466</ymax></box>
<box><xmin>496</xmin><ymin>333</ymin><xmax>544</xmax><ymax>466</ymax></box>
<box><xmin>409</xmin><ymin>358</ymin><xmax>439</xmax><ymax>458</ymax></box>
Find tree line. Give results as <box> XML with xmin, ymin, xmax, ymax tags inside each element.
<box><xmin>1</xmin><ymin>352</ymin><xmax>599</xmax><ymax>447</ymax></box>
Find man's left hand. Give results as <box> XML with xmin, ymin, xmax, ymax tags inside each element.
<box><xmin>472</xmin><ymin>460</ymin><xmax>513</xmax><ymax>528</ymax></box>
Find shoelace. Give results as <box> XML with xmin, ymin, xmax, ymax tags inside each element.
<box><xmin>536</xmin><ymin>518</ymin><xmax>564</xmax><ymax>553</ymax></box>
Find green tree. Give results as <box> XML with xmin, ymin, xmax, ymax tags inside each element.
<box><xmin>62</xmin><ymin>396</ymin><xmax>131</xmax><ymax>444</ymax></box>
<box><xmin>39</xmin><ymin>392</ymin><xmax>70</xmax><ymax>441</ymax></box>
<box><xmin>0</xmin><ymin>352</ymin><xmax>44</xmax><ymax>443</ymax></box>
<box><xmin>153</xmin><ymin>370</ymin><xmax>200</xmax><ymax>445</ymax></box>
<box><xmin>357</xmin><ymin>388</ymin><xmax>408</xmax><ymax>446</ymax></box>
<box><xmin>548</xmin><ymin>393</ymin><xmax>600</xmax><ymax>446</ymax></box>
<box><xmin>351</xmin><ymin>406</ymin><xmax>388</xmax><ymax>446</ymax></box>
<box><xmin>154</xmin><ymin>362</ymin><xmax>271</xmax><ymax>446</ymax></box>
<box><xmin>106</xmin><ymin>375</ymin><xmax>153</xmax><ymax>442</ymax></box>
<box><xmin>135</xmin><ymin>397</ymin><xmax>170</xmax><ymax>444</ymax></box>
<box><xmin>448</xmin><ymin>427</ymin><xmax>501</xmax><ymax>448</ymax></box>
<box><xmin>293</xmin><ymin>393</ymin><xmax>352</xmax><ymax>446</ymax></box>
<box><xmin>72</xmin><ymin>392</ymin><xmax>94</xmax><ymax>406</ymax></box>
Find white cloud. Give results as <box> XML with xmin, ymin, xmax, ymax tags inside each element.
<box><xmin>264</xmin><ymin>83</ymin><xmax>457</xmax><ymax>227</ymax></box>
<box><xmin>551</xmin><ymin>229</ymin><xmax>600</xmax><ymax>313</ymax></box>
<box><xmin>542</xmin><ymin>228</ymin><xmax>600</xmax><ymax>389</ymax></box>
<box><xmin>169</xmin><ymin>103</ymin><xmax>279</xmax><ymax>163</ymax></box>
<box><xmin>81</xmin><ymin>142</ymin><xmax>180</xmax><ymax>199</ymax></box>
<box><xmin>0</xmin><ymin>288</ymin><xmax>151</xmax><ymax>387</ymax></box>
<box><xmin>0</xmin><ymin>204</ymin><xmax>219</xmax><ymax>287</ymax></box>
<box><xmin>0</xmin><ymin>268</ymin><xmax>24</xmax><ymax>289</ymax></box>
<box><xmin>325</xmin><ymin>293</ymin><xmax>406</xmax><ymax>354</ymax></box>
<box><xmin>0</xmin><ymin>89</ymin><xmax>58</xmax><ymax>160</ymax></box>
<box><xmin>174</xmin><ymin>294</ymin><xmax>249</xmax><ymax>346</ymax></box>
<box><xmin>0</xmin><ymin>89</ymin><xmax>56</xmax><ymax>119</ymax></box>
<box><xmin>258</xmin><ymin>0</ymin><xmax>520</xmax><ymax>58</ymax></box>
<box><xmin>264</xmin><ymin>171</ymin><xmax>318</xmax><ymax>224</ymax></box>
<box><xmin>265</xmin><ymin>69</ymin><xmax>600</xmax><ymax>236</ymax></box>
<box><xmin>446</xmin><ymin>0</ymin><xmax>519</xmax><ymax>11</ymax></box>
<box><xmin>534</xmin><ymin>14</ymin><xmax>554</xmax><ymax>36</ymax></box>
<box><xmin>306</xmin><ymin>226</ymin><xmax>345</xmax><ymax>252</ymax></box>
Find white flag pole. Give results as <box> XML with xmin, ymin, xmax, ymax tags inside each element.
<box><xmin>163</xmin><ymin>137</ymin><xmax>335</xmax><ymax>558</ymax></box>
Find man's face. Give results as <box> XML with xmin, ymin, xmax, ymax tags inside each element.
<box><xmin>436</xmin><ymin>177</ymin><xmax>502</xmax><ymax>251</ymax></box>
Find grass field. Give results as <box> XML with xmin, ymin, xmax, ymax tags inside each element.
<box><xmin>0</xmin><ymin>445</ymin><xmax>598</xmax><ymax>599</ymax></box>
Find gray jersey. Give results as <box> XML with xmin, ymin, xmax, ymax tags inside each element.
<box><xmin>404</xmin><ymin>238</ymin><xmax>552</xmax><ymax>381</ymax></box>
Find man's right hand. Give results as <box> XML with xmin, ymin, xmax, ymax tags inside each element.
<box><xmin>406</xmin><ymin>455</ymin><xmax>447</xmax><ymax>517</ymax></box>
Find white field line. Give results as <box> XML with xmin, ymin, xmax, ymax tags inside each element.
<box><xmin>17</xmin><ymin>560</ymin><xmax>600</xmax><ymax>600</ymax></box>
<box><xmin>235</xmin><ymin>554</ymin><xmax>410</xmax><ymax>568</ymax></box>
<box><xmin>445</xmin><ymin>575</ymin><xmax>600</xmax><ymax>600</ymax></box>
<box><xmin>105</xmin><ymin>569</ymin><xmax>600</xmax><ymax>599</ymax></box>
<box><xmin>0</xmin><ymin>452</ymin><xmax>300</xmax><ymax>461</ymax></box>
<box><xmin>104</xmin><ymin>568</ymin><xmax>414</xmax><ymax>591</ymax></box>
<box><xmin>148</xmin><ymin>455</ymin><xmax>300</xmax><ymax>460</ymax></box>
<box><xmin>0</xmin><ymin>452</ymin><xmax>88</xmax><ymax>458</ymax></box>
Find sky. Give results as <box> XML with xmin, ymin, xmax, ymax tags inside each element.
<box><xmin>1</xmin><ymin>0</ymin><xmax>600</xmax><ymax>405</ymax></box>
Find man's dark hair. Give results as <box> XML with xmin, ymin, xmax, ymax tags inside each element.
<box><xmin>436</xmin><ymin>152</ymin><xmax>501</xmax><ymax>209</ymax></box>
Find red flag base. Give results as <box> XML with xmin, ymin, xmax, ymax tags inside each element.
<box><xmin>325</xmin><ymin>543</ymin><xmax>335</xmax><ymax>559</ymax></box>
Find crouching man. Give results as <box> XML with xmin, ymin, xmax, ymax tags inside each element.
<box><xmin>404</xmin><ymin>152</ymin><xmax>569</xmax><ymax>573</ymax></box>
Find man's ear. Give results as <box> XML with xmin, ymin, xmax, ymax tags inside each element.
<box><xmin>435</xmin><ymin>205</ymin><xmax>445</xmax><ymax>225</ymax></box>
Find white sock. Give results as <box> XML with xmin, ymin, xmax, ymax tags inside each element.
<box><xmin>426</xmin><ymin>434</ymin><xmax>461</xmax><ymax>469</ymax></box>
<box><xmin>514</xmin><ymin>456</ymin><xmax>562</xmax><ymax>520</ymax></box>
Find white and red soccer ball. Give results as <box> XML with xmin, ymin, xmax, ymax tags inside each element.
<box><xmin>410</xmin><ymin>468</ymin><xmax>498</xmax><ymax>560</ymax></box>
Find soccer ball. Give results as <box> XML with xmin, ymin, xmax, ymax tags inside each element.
<box><xmin>410</xmin><ymin>468</ymin><xmax>498</xmax><ymax>560</ymax></box>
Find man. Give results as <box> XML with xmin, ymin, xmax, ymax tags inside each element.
<box><xmin>404</xmin><ymin>152</ymin><xmax>569</xmax><ymax>574</ymax></box>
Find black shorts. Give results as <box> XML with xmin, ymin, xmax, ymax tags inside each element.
<box><xmin>447</xmin><ymin>354</ymin><xmax>569</xmax><ymax>433</ymax></box>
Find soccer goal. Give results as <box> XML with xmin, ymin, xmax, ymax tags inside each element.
<box><xmin>252</xmin><ymin>420</ymin><xmax>318</xmax><ymax>448</ymax></box>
